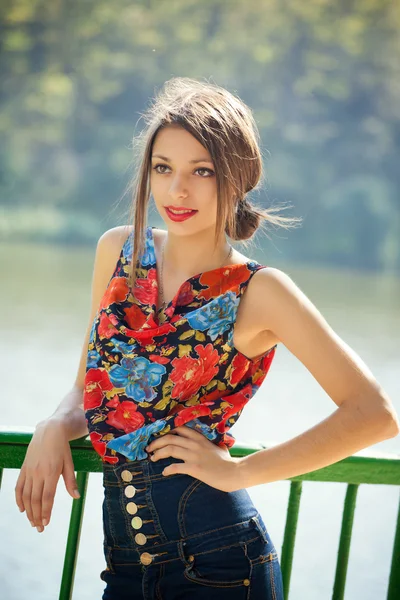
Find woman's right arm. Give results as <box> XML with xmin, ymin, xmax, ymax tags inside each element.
<box><xmin>14</xmin><ymin>225</ymin><xmax>132</xmax><ymax>533</ymax></box>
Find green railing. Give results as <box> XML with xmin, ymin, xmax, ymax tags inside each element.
<box><xmin>1</xmin><ymin>427</ymin><xmax>399</xmax><ymax>599</ymax></box>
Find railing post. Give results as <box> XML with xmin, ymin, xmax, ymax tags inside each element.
<box><xmin>280</xmin><ymin>480</ymin><xmax>303</xmax><ymax>599</ymax></box>
<box><xmin>387</xmin><ymin>491</ymin><xmax>400</xmax><ymax>600</ymax></box>
<box><xmin>59</xmin><ymin>470</ymin><xmax>90</xmax><ymax>600</ymax></box>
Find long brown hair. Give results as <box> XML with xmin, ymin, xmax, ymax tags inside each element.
<box><xmin>121</xmin><ymin>76</ymin><xmax>302</xmax><ymax>291</ymax></box>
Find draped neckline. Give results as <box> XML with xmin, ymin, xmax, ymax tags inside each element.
<box><xmin>148</xmin><ymin>226</ymin><xmax>254</xmax><ymax>323</ymax></box>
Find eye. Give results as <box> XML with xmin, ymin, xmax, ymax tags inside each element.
<box><xmin>152</xmin><ymin>163</ymin><xmax>214</xmax><ymax>178</ymax></box>
<box><xmin>152</xmin><ymin>164</ymin><xmax>170</xmax><ymax>174</ymax></box>
<box><xmin>196</xmin><ymin>168</ymin><xmax>215</xmax><ymax>177</ymax></box>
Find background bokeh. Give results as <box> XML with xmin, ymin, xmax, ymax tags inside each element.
<box><xmin>1</xmin><ymin>1</ymin><xmax>399</xmax><ymax>599</ymax></box>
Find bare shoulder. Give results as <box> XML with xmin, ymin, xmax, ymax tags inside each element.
<box><xmin>98</xmin><ymin>224</ymin><xmax>133</xmax><ymax>252</ymax></box>
<box><xmin>94</xmin><ymin>225</ymin><xmax>134</xmax><ymax>276</ymax></box>
<box><xmin>248</xmin><ymin>266</ymin><xmax>310</xmax><ymax>331</ymax></box>
<box><xmin>248</xmin><ymin>265</ymin><xmax>399</xmax><ymax>423</ymax></box>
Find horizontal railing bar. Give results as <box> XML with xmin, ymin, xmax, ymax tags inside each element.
<box><xmin>1</xmin><ymin>428</ymin><xmax>399</xmax><ymax>485</ymax></box>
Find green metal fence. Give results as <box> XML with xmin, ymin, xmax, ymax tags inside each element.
<box><xmin>1</xmin><ymin>427</ymin><xmax>399</xmax><ymax>599</ymax></box>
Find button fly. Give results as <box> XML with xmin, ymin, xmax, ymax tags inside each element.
<box><xmin>124</xmin><ymin>485</ymin><xmax>136</xmax><ymax>498</ymax></box>
<box><xmin>126</xmin><ymin>501</ymin><xmax>138</xmax><ymax>514</ymax></box>
<box><xmin>121</xmin><ymin>470</ymin><xmax>133</xmax><ymax>482</ymax></box>
<box><xmin>131</xmin><ymin>516</ymin><xmax>143</xmax><ymax>529</ymax></box>
<box><xmin>135</xmin><ymin>533</ymin><xmax>147</xmax><ymax>545</ymax></box>
<box><xmin>140</xmin><ymin>552</ymin><xmax>153</xmax><ymax>565</ymax></box>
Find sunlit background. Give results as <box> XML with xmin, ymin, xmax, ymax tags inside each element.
<box><xmin>1</xmin><ymin>1</ymin><xmax>399</xmax><ymax>599</ymax></box>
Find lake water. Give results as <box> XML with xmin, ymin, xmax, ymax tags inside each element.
<box><xmin>1</xmin><ymin>237</ymin><xmax>399</xmax><ymax>599</ymax></box>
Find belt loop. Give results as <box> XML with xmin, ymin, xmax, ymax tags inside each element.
<box><xmin>250</xmin><ymin>514</ymin><xmax>269</xmax><ymax>544</ymax></box>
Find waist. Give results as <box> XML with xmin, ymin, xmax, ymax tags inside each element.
<box><xmin>102</xmin><ymin>454</ymin><xmax>260</xmax><ymax>551</ymax></box>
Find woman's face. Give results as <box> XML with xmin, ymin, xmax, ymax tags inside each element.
<box><xmin>150</xmin><ymin>125</ymin><xmax>218</xmax><ymax>235</ymax></box>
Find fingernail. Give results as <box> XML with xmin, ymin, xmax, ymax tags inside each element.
<box><xmin>30</xmin><ymin>521</ymin><xmax>35</xmax><ymax>527</ymax></box>
<box><xmin>36</xmin><ymin>526</ymin><xmax>43</xmax><ymax>533</ymax></box>
<box><xmin>42</xmin><ymin>518</ymin><xmax>48</xmax><ymax>527</ymax></box>
<box><xmin>73</xmin><ymin>489</ymin><xmax>80</xmax><ymax>498</ymax></box>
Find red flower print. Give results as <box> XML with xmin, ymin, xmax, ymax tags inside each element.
<box><xmin>105</xmin><ymin>395</ymin><xmax>120</xmax><ymax>408</ymax></box>
<box><xmin>215</xmin><ymin>384</ymin><xmax>253</xmax><ymax>434</ymax></box>
<box><xmin>124</xmin><ymin>304</ymin><xmax>148</xmax><ymax>329</ymax></box>
<box><xmin>177</xmin><ymin>281</ymin><xmax>196</xmax><ymax>306</ymax></box>
<box><xmin>83</xmin><ymin>368</ymin><xmax>114</xmax><ymax>410</ymax></box>
<box><xmin>103</xmin><ymin>455</ymin><xmax>120</xmax><ymax>464</ymax></box>
<box><xmin>174</xmin><ymin>404</ymin><xmax>212</xmax><ymax>427</ymax></box>
<box><xmin>100</xmin><ymin>277</ymin><xmax>129</xmax><ymax>310</ymax></box>
<box><xmin>98</xmin><ymin>312</ymin><xmax>119</xmax><ymax>339</ymax></box>
<box><xmin>218</xmin><ymin>433</ymin><xmax>235</xmax><ymax>449</ymax></box>
<box><xmin>228</xmin><ymin>352</ymin><xmax>250</xmax><ymax>386</ymax></box>
<box><xmin>251</xmin><ymin>346</ymin><xmax>276</xmax><ymax>384</ymax></box>
<box><xmin>90</xmin><ymin>431</ymin><xmax>106</xmax><ymax>456</ymax></box>
<box><xmin>170</xmin><ymin>343</ymin><xmax>219</xmax><ymax>400</ymax></box>
<box><xmin>198</xmin><ymin>265</ymin><xmax>250</xmax><ymax>300</ymax></box>
<box><xmin>105</xmin><ymin>400</ymin><xmax>145</xmax><ymax>433</ymax></box>
<box><xmin>128</xmin><ymin>322</ymin><xmax>176</xmax><ymax>346</ymax></box>
<box><xmin>149</xmin><ymin>355</ymin><xmax>171</xmax><ymax>364</ymax></box>
<box><xmin>134</xmin><ymin>267</ymin><xmax>157</xmax><ymax>305</ymax></box>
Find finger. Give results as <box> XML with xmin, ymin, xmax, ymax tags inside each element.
<box><xmin>22</xmin><ymin>477</ymin><xmax>35</xmax><ymax>526</ymax></box>
<box><xmin>148</xmin><ymin>434</ymin><xmax>194</xmax><ymax>453</ymax></box>
<box><xmin>41</xmin><ymin>476</ymin><xmax>58</xmax><ymax>527</ymax></box>
<box><xmin>31</xmin><ymin>477</ymin><xmax>45</xmax><ymax>529</ymax></box>
<box><xmin>163</xmin><ymin>461</ymin><xmax>187</xmax><ymax>477</ymax></box>
<box><xmin>151</xmin><ymin>445</ymin><xmax>193</xmax><ymax>463</ymax></box>
<box><xmin>62</xmin><ymin>451</ymin><xmax>80</xmax><ymax>500</ymax></box>
<box><xmin>171</xmin><ymin>425</ymin><xmax>205</xmax><ymax>441</ymax></box>
<box><xmin>15</xmin><ymin>468</ymin><xmax>27</xmax><ymax>513</ymax></box>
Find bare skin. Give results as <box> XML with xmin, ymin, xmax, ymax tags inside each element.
<box><xmin>16</xmin><ymin>123</ymin><xmax>399</xmax><ymax>528</ymax></box>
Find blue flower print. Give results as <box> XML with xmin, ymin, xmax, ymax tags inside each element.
<box><xmin>122</xmin><ymin>234</ymin><xmax>132</xmax><ymax>261</ymax></box>
<box><xmin>108</xmin><ymin>356</ymin><xmax>166</xmax><ymax>402</ymax></box>
<box><xmin>106</xmin><ymin>419</ymin><xmax>168</xmax><ymax>461</ymax></box>
<box><xmin>89</xmin><ymin>319</ymin><xmax>96</xmax><ymax>344</ymax></box>
<box><xmin>109</xmin><ymin>337</ymin><xmax>137</xmax><ymax>356</ymax></box>
<box><xmin>186</xmin><ymin>291</ymin><xmax>239</xmax><ymax>341</ymax></box>
<box><xmin>184</xmin><ymin>419</ymin><xmax>218</xmax><ymax>441</ymax></box>
<box><xmin>87</xmin><ymin>349</ymin><xmax>101</xmax><ymax>368</ymax></box>
<box><xmin>140</xmin><ymin>227</ymin><xmax>156</xmax><ymax>267</ymax></box>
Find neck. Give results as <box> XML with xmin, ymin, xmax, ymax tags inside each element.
<box><xmin>161</xmin><ymin>226</ymin><xmax>232</xmax><ymax>279</ymax></box>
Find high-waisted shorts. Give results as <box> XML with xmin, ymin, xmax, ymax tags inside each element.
<box><xmin>100</xmin><ymin>454</ymin><xmax>284</xmax><ymax>599</ymax></box>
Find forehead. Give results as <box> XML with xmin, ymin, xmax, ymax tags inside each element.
<box><xmin>152</xmin><ymin>125</ymin><xmax>212</xmax><ymax>161</ymax></box>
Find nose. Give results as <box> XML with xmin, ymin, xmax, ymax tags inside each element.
<box><xmin>168</xmin><ymin>173</ymin><xmax>189</xmax><ymax>199</ymax></box>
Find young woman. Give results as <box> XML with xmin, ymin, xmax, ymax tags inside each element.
<box><xmin>16</xmin><ymin>77</ymin><xmax>399</xmax><ymax>600</ymax></box>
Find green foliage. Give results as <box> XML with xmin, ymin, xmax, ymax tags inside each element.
<box><xmin>0</xmin><ymin>0</ymin><xmax>399</xmax><ymax>271</ymax></box>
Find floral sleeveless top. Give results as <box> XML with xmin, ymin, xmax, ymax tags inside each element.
<box><xmin>83</xmin><ymin>226</ymin><xmax>277</xmax><ymax>465</ymax></box>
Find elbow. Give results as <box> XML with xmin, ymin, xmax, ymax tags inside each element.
<box><xmin>356</xmin><ymin>390</ymin><xmax>400</xmax><ymax>439</ymax></box>
<box><xmin>375</xmin><ymin>403</ymin><xmax>400</xmax><ymax>439</ymax></box>
<box><xmin>384</xmin><ymin>413</ymin><xmax>400</xmax><ymax>439</ymax></box>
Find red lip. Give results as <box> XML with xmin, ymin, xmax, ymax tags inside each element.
<box><xmin>165</xmin><ymin>205</ymin><xmax>197</xmax><ymax>211</ymax></box>
<box><xmin>164</xmin><ymin>207</ymin><xmax>198</xmax><ymax>222</ymax></box>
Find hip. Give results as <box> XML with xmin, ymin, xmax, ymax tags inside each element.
<box><xmin>100</xmin><ymin>454</ymin><xmax>284</xmax><ymax>598</ymax></box>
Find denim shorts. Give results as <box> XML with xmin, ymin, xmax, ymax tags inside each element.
<box><xmin>100</xmin><ymin>454</ymin><xmax>284</xmax><ymax>599</ymax></box>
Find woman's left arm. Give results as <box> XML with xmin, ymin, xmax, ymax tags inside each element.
<box><xmin>238</xmin><ymin>268</ymin><xmax>399</xmax><ymax>489</ymax></box>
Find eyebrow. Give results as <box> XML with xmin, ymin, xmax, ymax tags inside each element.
<box><xmin>151</xmin><ymin>154</ymin><xmax>214</xmax><ymax>164</ymax></box>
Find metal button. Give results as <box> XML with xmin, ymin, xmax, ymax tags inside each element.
<box><xmin>243</xmin><ymin>579</ymin><xmax>250</xmax><ymax>586</ymax></box>
<box><xmin>131</xmin><ymin>516</ymin><xmax>143</xmax><ymax>528</ymax></box>
<box><xmin>135</xmin><ymin>533</ymin><xmax>147</xmax><ymax>545</ymax></box>
<box><xmin>140</xmin><ymin>552</ymin><xmax>153</xmax><ymax>565</ymax></box>
<box><xmin>126</xmin><ymin>501</ymin><xmax>138</xmax><ymax>515</ymax></box>
<box><xmin>124</xmin><ymin>485</ymin><xmax>136</xmax><ymax>498</ymax></box>
<box><xmin>188</xmin><ymin>555</ymin><xmax>194</xmax><ymax>562</ymax></box>
<box><xmin>121</xmin><ymin>470</ymin><xmax>133</xmax><ymax>482</ymax></box>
